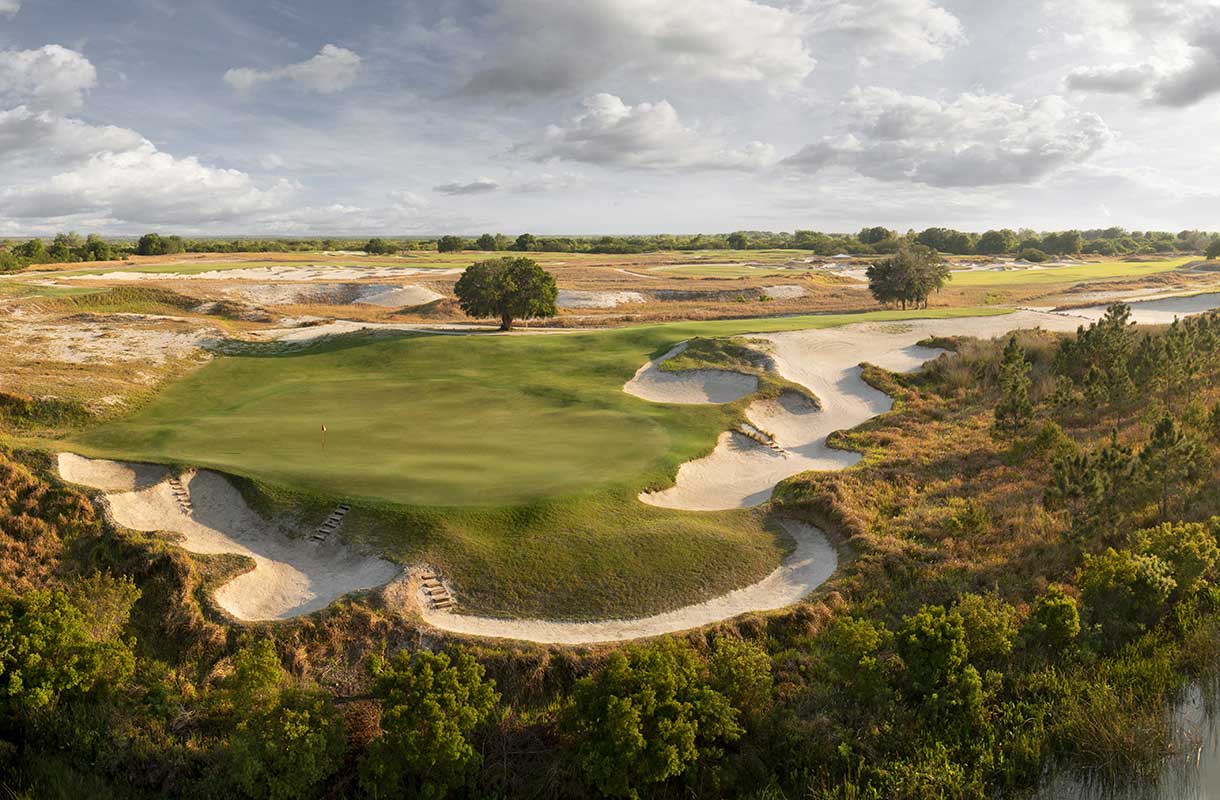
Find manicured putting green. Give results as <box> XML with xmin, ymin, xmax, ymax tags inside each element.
<box><xmin>69</xmin><ymin>307</ymin><xmax>1012</xmax><ymax>508</ymax></box>
<box><xmin>71</xmin><ymin>331</ymin><xmax>731</xmax><ymax>507</ymax></box>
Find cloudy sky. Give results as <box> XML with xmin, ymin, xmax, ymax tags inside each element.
<box><xmin>1</xmin><ymin>0</ymin><xmax>1219</xmax><ymax>236</ymax></box>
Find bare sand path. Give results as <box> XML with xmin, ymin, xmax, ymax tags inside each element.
<box><xmin>57</xmin><ymin>453</ymin><xmax>400</xmax><ymax>621</ymax></box>
<box><xmin>419</xmin><ymin>520</ymin><xmax>835</xmax><ymax>644</ymax></box>
<box><xmin>557</xmin><ymin>289</ymin><xmax>646</xmax><ymax>309</ymax></box>
<box><xmin>1069</xmin><ymin>292</ymin><xmax>1220</xmax><ymax>325</ymax></box>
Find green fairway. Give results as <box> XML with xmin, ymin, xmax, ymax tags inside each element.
<box><xmin>67</xmin><ymin>306</ymin><xmax>1011</xmax><ymax>508</ymax></box>
<box><xmin>947</xmin><ymin>257</ymin><xmax>1194</xmax><ymax>287</ymax></box>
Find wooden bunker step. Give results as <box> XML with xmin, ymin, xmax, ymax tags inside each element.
<box><xmin>311</xmin><ymin>503</ymin><xmax>351</xmax><ymax>543</ymax></box>
<box><xmin>167</xmin><ymin>477</ymin><xmax>193</xmax><ymax>514</ymax></box>
<box><xmin>419</xmin><ymin>571</ymin><xmax>456</xmax><ymax>609</ymax></box>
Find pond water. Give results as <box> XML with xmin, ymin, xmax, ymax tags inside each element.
<box><xmin>1031</xmin><ymin>686</ymin><xmax>1220</xmax><ymax>799</ymax></box>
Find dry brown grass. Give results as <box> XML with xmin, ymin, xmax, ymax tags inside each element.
<box><xmin>774</xmin><ymin>332</ymin><xmax>1220</xmax><ymax>627</ymax></box>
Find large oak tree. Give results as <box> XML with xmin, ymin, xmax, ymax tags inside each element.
<box><xmin>453</xmin><ymin>256</ymin><xmax>558</xmax><ymax>331</ymax></box>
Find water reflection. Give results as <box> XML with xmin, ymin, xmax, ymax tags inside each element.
<box><xmin>1032</xmin><ymin>686</ymin><xmax>1220</xmax><ymax>799</ymax></box>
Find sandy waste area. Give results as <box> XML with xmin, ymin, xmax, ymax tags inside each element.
<box><xmin>64</xmin><ymin>265</ymin><xmax>461</xmax><ymax>282</ymax></box>
<box><xmin>557</xmin><ymin>289</ymin><xmax>646</xmax><ymax>309</ymax></box>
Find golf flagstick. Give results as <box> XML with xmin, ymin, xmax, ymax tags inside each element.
<box><xmin>321</xmin><ymin>424</ymin><xmax>326</xmax><ymax>450</ymax></box>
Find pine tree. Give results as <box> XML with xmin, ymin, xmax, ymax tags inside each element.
<box><xmin>995</xmin><ymin>336</ymin><xmax>1033</xmax><ymax>432</ymax></box>
<box><xmin>1140</xmin><ymin>414</ymin><xmax>1210</xmax><ymax>520</ymax></box>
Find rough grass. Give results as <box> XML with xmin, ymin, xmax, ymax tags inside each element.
<box><xmin>37</xmin><ymin>286</ymin><xmax>202</xmax><ymax>316</ymax></box>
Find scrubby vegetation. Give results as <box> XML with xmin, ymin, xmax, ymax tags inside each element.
<box><xmin>8</xmin><ymin>304</ymin><xmax>1220</xmax><ymax>798</ymax></box>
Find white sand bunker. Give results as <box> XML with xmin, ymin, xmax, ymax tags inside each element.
<box><xmin>1071</xmin><ymin>292</ymin><xmax>1220</xmax><ymax>326</ymax></box>
<box><xmin>420</xmin><ymin>520</ymin><xmax>835</xmax><ymax>644</ymax></box>
<box><xmin>623</xmin><ymin>342</ymin><xmax>759</xmax><ymax>404</ymax></box>
<box><xmin>217</xmin><ymin>283</ymin><xmax>443</xmax><ymax>308</ymax></box>
<box><xmin>57</xmin><ymin>454</ymin><xmax>400</xmax><ymax>621</ymax></box>
<box><xmin>558</xmin><ymin>289</ymin><xmax>646</xmax><ymax>309</ymax></box>
<box><xmin>762</xmin><ymin>284</ymin><xmax>807</xmax><ymax>300</ymax></box>
<box><xmin>58</xmin><ymin>452</ymin><xmax>169</xmax><ymax>492</ymax></box>
<box><xmin>641</xmin><ymin>312</ymin><xmax>1093</xmax><ymax>511</ymax></box>
<box><xmin>355</xmin><ymin>285</ymin><xmax>444</xmax><ymax>307</ymax></box>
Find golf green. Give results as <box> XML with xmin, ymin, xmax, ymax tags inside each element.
<box><xmin>68</xmin><ymin>307</ymin><xmax>1011</xmax><ymax>508</ymax></box>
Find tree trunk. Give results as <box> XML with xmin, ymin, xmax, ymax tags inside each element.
<box><xmin>500</xmin><ymin>312</ymin><xmax>513</xmax><ymax>332</ymax></box>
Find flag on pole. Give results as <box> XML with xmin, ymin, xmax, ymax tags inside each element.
<box><xmin>321</xmin><ymin>424</ymin><xmax>327</xmax><ymax>449</ymax></box>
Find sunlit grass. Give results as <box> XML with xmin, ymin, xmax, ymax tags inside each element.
<box><xmin>948</xmin><ymin>257</ymin><xmax>1195</xmax><ymax>287</ymax></box>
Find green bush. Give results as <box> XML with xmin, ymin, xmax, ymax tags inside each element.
<box><xmin>955</xmin><ymin>593</ymin><xmax>1017</xmax><ymax>666</ymax></box>
<box><xmin>1131</xmin><ymin>520</ymin><xmax>1219</xmax><ymax>594</ymax></box>
<box><xmin>569</xmin><ymin>639</ymin><xmax>741</xmax><ymax>799</ymax></box>
<box><xmin>1079</xmin><ymin>549</ymin><xmax>1175</xmax><ymax>646</ymax></box>
<box><xmin>821</xmin><ymin>616</ymin><xmax>889</xmax><ymax>705</ymax></box>
<box><xmin>229</xmin><ymin>688</ymin><xmax>345</xmax><ymax>800</ymax></box>
<box><xmin>708</xmin><ymin>636</ymin><xmax>773</xmax><ymax>715</ymax></box>
<box><xmin>895</xmin><ymin>606</ymin><xmax>983</xmax><ymax>724</ymax></box>
<box><xmin>0</xmin><ymin>590</ymin><xmax>134</xmax><ymax>718</ymax></box>
<box><xmin>1024</xmin><ymin>585</ymin><xmax>1081</xmax><ymax>652</ymax></box>
<box><xmin>360</xmin><ymin>649</ymin><xmax>499</xmax><ymax>800</ymax></box>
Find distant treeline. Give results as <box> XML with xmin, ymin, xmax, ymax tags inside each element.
<box><xmin>3</xmin><ymin>227</ymin><xmax>1219</xmax><ymax>272</ymax></box>
<box><xmin>0</xmin><ymin>232</ymin><xmax>124</xmax><ymax>272</ymax></box>
<box><xmin>424</xmin><ymin>228</ymin><xmax>1220</xmax><ymax>258</ymax></box>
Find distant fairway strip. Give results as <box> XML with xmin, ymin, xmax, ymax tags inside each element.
<box><xmin>948</xmin><ymin>256</ymin><xmax>1194</xmax><ymax>287</ymax></box>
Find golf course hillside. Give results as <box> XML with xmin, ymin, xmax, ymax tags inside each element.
<box><xmin>57</xmin><ymin>308</ymin><xmax>1004</xmax><ymax>621</ymax></box>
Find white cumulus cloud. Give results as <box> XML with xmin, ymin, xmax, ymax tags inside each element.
<box><xmin>783</xmin><ymin>87</ymin><xmax>1113</xmax><ymax>187</ymax></box>
<box><xmin>0</xmin><ymin>0</ymin><xmax>20</xmax><ymax>17</ymax></box>
<box><xmin>224</xmin><ymin>44</ymin><xmax>361</xmax><ymax>94</ymax></box>
<box><xmin>1065</xmin><ymin>64</ymin><xmax>1157</xmax><ymax>93</ymax></box>
<box><xmin>0</xmin><ymin>105</ymin><xmax>144</xmax><ymax>164</ymax></box>
<box><xmin>803</xmin><ymin>0</ymin><xmax>966</xmax><ymax>64</ymax></box>
<box><xmin>1053</xmin><ymin>1</ymin><xmax>1220</xmax><ymax>107</ymax></box>
<box><xmin>0</xmin><ymin>45</ymin><xmax>97</xmax><ymax>111</ymax></box>
<box><xmin>0</xmin><ymin>109</ymin><xmax>298</xmax><ymax>226</ymax></box>
<box><xmin>521</xmin><ymin>93</ymin><xmax>776</xmax><ymax>172</ymax></box>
